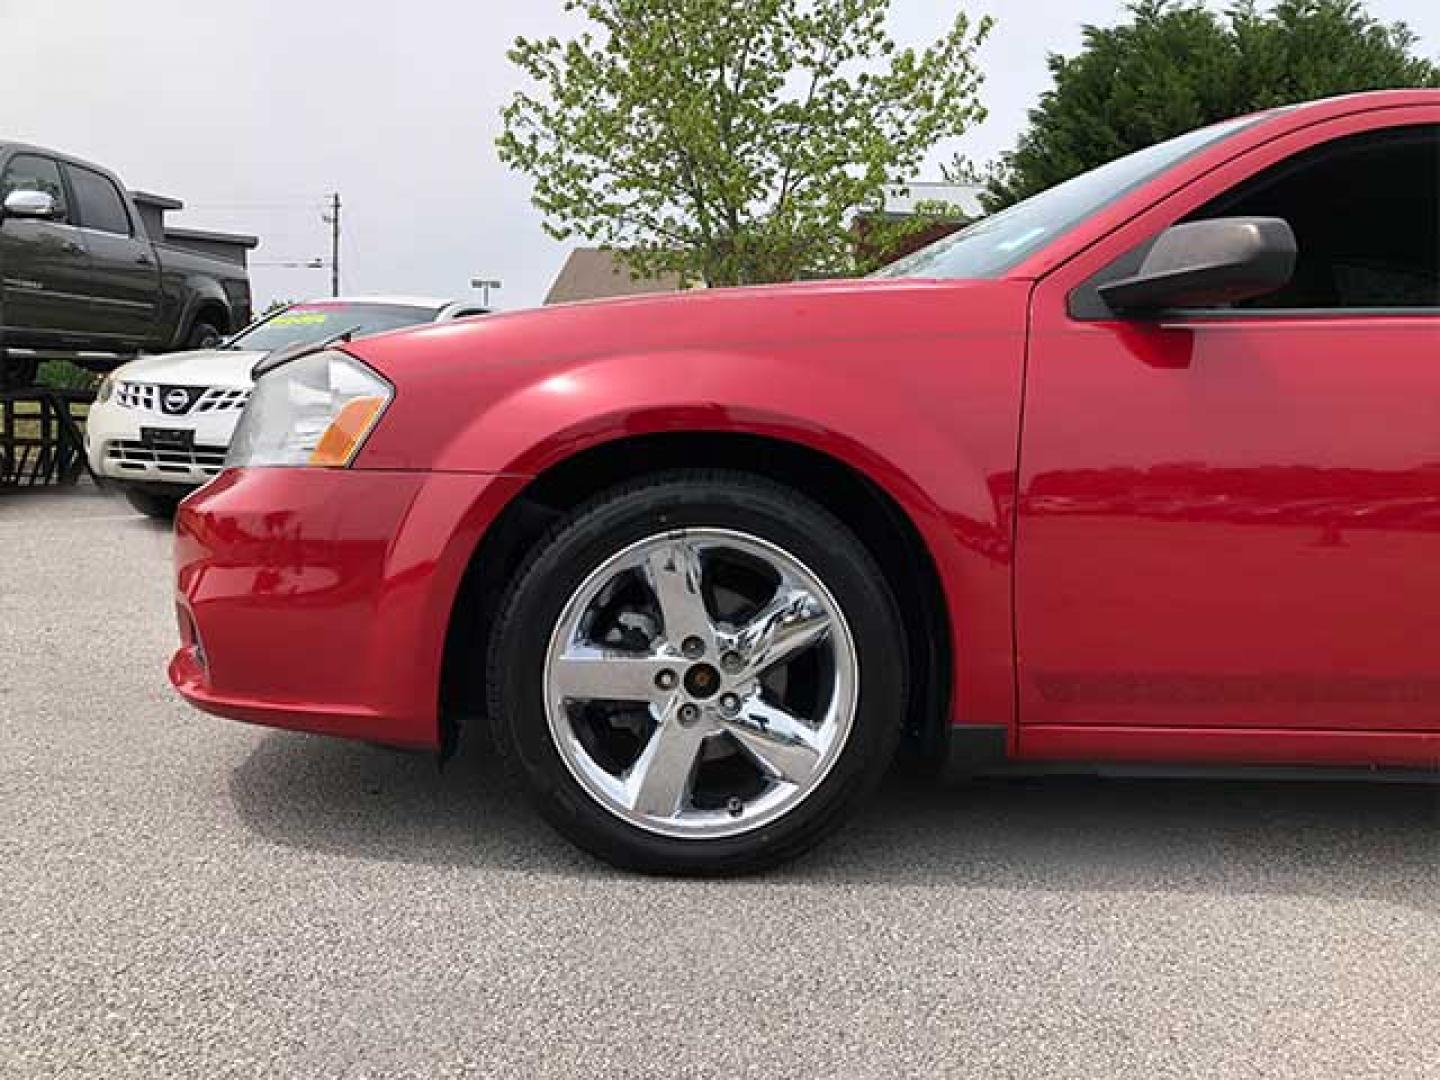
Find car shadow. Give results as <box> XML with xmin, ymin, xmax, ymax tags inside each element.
<box><xmin>0</xmin><ymin>478</ymin><xmax>171</xmax><ymax>529</ymax></box>
<box><xmin>229</xmin><ymin>729</ymin><xmax>1440</xmax><ymax>905</ymax></box>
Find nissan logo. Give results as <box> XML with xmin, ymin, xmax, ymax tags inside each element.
<box><xmin>163</xmin><ymin>388</ymin><xmax>192</xmax><ymax>414</ymax></box>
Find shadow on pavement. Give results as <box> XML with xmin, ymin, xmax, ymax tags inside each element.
<box><xmin>230</xmin><ymin>728</ymin><xmax>1440</xmax><ymax>903</ymax></box>
<box><xmin>0</xmin><ymin>479</ymin><xmax>110</xmax><ymax>510</ymax></box>
<box><xmin>0</xmin><ymin>478</ymin><xmax>170</xmax><ymax>531</ymax></box>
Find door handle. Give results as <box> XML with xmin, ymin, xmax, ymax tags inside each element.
<box><xmin>136</xmin><ymin>254</ymin><xmax>152</xmax><ymax>265</ymax></box>
<box><xmin>62</xmin><ymin>241</ymin><xmax>84</xmax><ymax>255</ymax></box>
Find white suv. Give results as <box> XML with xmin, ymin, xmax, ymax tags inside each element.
<box><xmin>86</xmin><ymin>296</ymin><xmax>487</xmax><ymax>517</ymax></box>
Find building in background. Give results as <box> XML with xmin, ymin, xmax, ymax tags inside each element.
<box><xmin>879</xmin><ymin>181</ymin><xmax>986</xmax><ymax>221</ymax></box>
<box><xmin>545</xmin><ymin>182</ymin><xmax>986</xmax><ymax>302</ymax></box>
<box><xmin>544</xmin><ymin>247</ymin><xmax>685</xmax><ymax>305</ymax></box>
<box><xmin>856</xmin><ymin>181</ymin><xmax>986</xmax><ymax>265</ymax></box>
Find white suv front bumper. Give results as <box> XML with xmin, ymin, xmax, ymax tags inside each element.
<box><xmin>86</xmin><ymin>383</ymin><xmax>249</xmax><ymax>488</ymax></box>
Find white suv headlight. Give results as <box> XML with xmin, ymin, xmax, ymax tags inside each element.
<box><xmin>226</xmin><ymin>349</ymin><xmax>392</xmax><ymax>468</ymax></box>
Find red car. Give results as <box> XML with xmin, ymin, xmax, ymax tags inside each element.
<box><xmin>172</xmin><ymin>91</ymin><xmax>1440</xmax><ymax>874</ymax></box>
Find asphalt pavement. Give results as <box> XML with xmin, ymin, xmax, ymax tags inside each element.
<box><xmin>3</xmin><ymin>483</ymin><xmax>1439</xmax><ymax>1078</ymax></box>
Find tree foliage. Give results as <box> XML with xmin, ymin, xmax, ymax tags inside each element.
<box><xmin>989</xmin><ymin>0</ymin><xmax>1440</xmax><ymax>207</ymax></box>
<box><xmin>498</xmin><ymin>0</ymin><xmax>992</xmax><ymax>285</ymax></box>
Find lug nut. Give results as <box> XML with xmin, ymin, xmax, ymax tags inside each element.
<box><xmin>719</xmin><ymin>693</ymin><xmax>740</xmax><ymax>716</ymax></box>
<box><xmin>654</xmin><ymin>669</ymin><xmax>678</xmax><ymax>691</ymax></box>
<box><xmin>678</xmin><ymin>703</ymin><xmax>701</xmax><ymax>725</ymax></box>
<box><xmin>720</xmin><ymin>651</ymin><xmax>744</xmax><ymax>674</ymax></box>
<box><xmin>681</xmin><ymin>636</ymin><xmax>706</xmax><ymax>659</ymax></box>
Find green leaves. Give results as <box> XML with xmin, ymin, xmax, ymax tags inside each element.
<box><xmin>987</xmin><ymin>0</ymin><xmax>1440</xmax><ymax>209</ymax></box>
<box><xmin>497</xmin><ymin>0</ymin><xmax>992</xmax><ymax>286</ymax></box>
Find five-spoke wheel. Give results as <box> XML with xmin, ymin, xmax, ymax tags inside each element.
<box><xmin>488</xmin><ymin>472</ymin><xmax>905</xmax><ymax>875</ymax></box>
<box><xmin>544</xmin><ymin>528</ymin><xmax>858</xmax><ymax>838</ymax></box>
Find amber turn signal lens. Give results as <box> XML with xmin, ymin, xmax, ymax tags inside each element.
<box><xmin>309</xmin><ymin>395</ymin><xmax>387</xmax><ymax>467</ymax></box>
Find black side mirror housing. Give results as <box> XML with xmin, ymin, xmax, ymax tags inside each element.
<box><xmin>1098</xmin><ymin>216</ymin><xmax>1297</xmax><ymax>315</ymax></box>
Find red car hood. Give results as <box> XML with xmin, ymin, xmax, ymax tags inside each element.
<box><xmin>351</xmin><ymin>276</ymin><xmax>1019</xmax><ymax>377</ymax></box>
<box><xmin>345</xmin><ymin>275</ymin><xmax>1031</xmax><ymax>474</ymax></box>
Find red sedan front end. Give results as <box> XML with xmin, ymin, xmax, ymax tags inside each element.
<box><xmin>168</xmin><ymin>275</ymin><xmax>1029</xmax><ymax>875</ymax></box>
<box><xmin>170</xmin><ymin>276</ymin><xmax>1029</xmax><ymax>765</ymax></box>
<box><xmin>172</xmin><ymin>466</ymin><xmax>525</xmax><ymax>748</ymax></box>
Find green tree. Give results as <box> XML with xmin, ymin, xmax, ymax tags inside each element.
<box><xmin>988</xmin><ymin>0</ymin><xmax>1440</xmax><ymax>207</ymax></box>
<box><xmin>498</xmin><ymin>0</ymin><xmax>993</xmax><ymax>285</ymax></box>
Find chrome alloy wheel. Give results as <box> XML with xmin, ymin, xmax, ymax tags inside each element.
<box><xmin>543</xmin><ymin>527</ymin><xmax>859</xmax><ymax>839</ymax></box>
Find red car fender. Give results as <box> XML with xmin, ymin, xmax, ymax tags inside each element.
<box><xmin>352</xmin><ymin>285</ymin><xmax>1029</xmax><ymax>731</ymax></box>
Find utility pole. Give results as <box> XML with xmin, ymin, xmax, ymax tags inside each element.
<box><xmin>322</xmin><ymin>193</ymin><xmax>341</xmax><ymax>296</ymax></box>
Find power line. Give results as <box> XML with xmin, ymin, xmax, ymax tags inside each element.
<box><xmin>253</xmin><ymin>258</ymin><xmax>329</xmax><ymax>268</ymax></box>
<box><xmin>243</xmin><ymin>191</ymin><xmax>343</xmax><ymax>289</ymax></box>
<box><xmin>177</xmin><ymin>201</ymin><xmax>327</xmax><ymax>211</ymax></box>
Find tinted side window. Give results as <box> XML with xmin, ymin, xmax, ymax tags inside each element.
<box><xmin>1</xmin><ymin>154</ymin><xmax>68</xmax><ymax>219</ymax></box>
<box><xmin>1186</xmin><ymin>125</ymin><xmax>1439</xmax><ymax>310</ymax></box>
<box><xmin>65</xmin><ymin>164</ymin><xmax>131</xmax><ymax>235</ymax></box>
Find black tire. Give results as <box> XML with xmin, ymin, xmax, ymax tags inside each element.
<box><xmin>185</xmin><ymin>319</ymin><xmax>223</xmax><ymax>350</ymax></box>
<box><xmin>486</xmin><ymin>470</ymin><xmax>907</xmax><ymax>875</ymax></box>
<box><xmin>123</xmin><ymin>486</ymin><xmax>184</xmax><ymax>521</ymax></box>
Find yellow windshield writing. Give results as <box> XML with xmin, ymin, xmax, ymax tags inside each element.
<box><xmin>268</xmin><ymin>313</ymin><xmax>330</xmax><ymax>327</ymax></box>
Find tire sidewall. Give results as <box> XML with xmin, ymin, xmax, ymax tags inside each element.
<box><xmin>491</xmin><ymin>477</ymin><xmax>905</xmax><ymax>874</ymax></box>
<box><xmin>187</xmin><ymin>321</ymin><xmax>222</xmax><ymax>350</ymax></box>
<box><xmin>123</xmin><ymin>484</ymin><xmax>183</xmax><ymax>520</ymax></box>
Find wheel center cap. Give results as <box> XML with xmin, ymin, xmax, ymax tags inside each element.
<box><xmin>684</xmin><ymin>663</ymin><xmax>722</xmax><ymax>699</ymax></box>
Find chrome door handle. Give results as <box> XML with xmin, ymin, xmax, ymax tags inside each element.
<box><xmin>62</xmin><ymin>241</ymin><xmax>83</xmax><ymax>255</ymax></box>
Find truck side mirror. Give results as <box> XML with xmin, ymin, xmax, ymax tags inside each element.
<box><xmin>2</xmin><ymin>189</ymin><xmax>60</xmax><ymax>220</ymax></box>
<box><xmin>1098</xmin><ymin>217</ymin><xmax>1297</xmax><ymax>314</ymax></box>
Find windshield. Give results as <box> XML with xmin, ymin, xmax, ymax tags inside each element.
<box><xmin>226</xmin><ymin>302</ymin><xmax>440</xmax><ymax>352</ymax></box>
<box><xmin>873</xmin><ymin>115</ymin><xmax>1263</xmax><ymax>281</ymax></box>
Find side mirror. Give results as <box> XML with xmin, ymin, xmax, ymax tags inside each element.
<box><xmin>2</xmin><ymin>189</ymin><xmax>59</xmax><ymax>220</ymax></box>
<box><xmin>1098</xmin><ymin>216</ymin><xmax>1296</xmax><ymax>314</ymax></box>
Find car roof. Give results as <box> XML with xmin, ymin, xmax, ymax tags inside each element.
<box><xmin>291</xmin><ymin>295</ymin><xmax>456</xmax><ymax>310</ymax></box>
<box><xmin>0</xmin><ymin>141</ymin><xmax>120</xmax><ymax>177</ymax></box>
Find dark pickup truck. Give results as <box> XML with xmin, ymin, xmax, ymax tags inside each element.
<box><xmin>0</xmin><ymin>142</ymin><xmax>252</xmax><ymax>383</ymax></box>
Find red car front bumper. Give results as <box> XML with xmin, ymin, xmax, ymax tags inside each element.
<box><xmin>170</xmin><ymin>467</ymin><xmax>527</xmax><ymax>748</ymax></box>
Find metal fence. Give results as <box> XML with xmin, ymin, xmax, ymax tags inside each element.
<box><xmin>0</xmin><ymin>387</ymin><xmax>94</xmax><ymax>487</ymax></box>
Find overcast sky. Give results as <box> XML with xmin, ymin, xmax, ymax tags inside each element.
<box><xmin>1</xmin><ymin>0</ymin><xmax>1436</xmax><ymax>311</ymax></box>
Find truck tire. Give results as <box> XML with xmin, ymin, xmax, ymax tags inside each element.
<box><xmin>185</xmin><ymin>319</ymin><xmax>223</xmax><ymax>350</ymax></box>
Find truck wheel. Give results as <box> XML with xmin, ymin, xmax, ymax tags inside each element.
<box><xmin>123</xmin><ymin>486</ymin><xmax>185</xmax><ymax>521</ymax></box>
<box><xmin>487</xmin><ymin>471</ymin><xmax>907</xmax><ymax>875</ymax></box>
<box><xmin>186</xmin><ymin>320</ymin><xmax>223</xmax><ymax>350</ymax></box>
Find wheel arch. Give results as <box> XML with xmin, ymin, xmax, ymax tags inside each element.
<box><xmin>440</xmin><ymin>429</ymin><xmax>956</xmax><ymax>767</ymax></box>
<box><xmin>170</xmin><ymin>284</ymin><xmax>232</xmax><ymax>348</ymax></box>
<box><xmin>191</xmin><ymin>297</ymin><xmax>230</xmax><ymax>335</ymax></box>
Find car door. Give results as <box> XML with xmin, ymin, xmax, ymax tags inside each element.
<box><xmin>1017</xmin><ymin>106</ymin><xmax>1440</xmax><ymax>759</ymax></box>
<box><xmin>0</xmin><ymin>152</ymin><xmax>93</xmax><ymax>338</ymax></box>
<box><xmin>61</xmin><ymin>161</ymin><xmax>160</xmax><ymax>347</ymax></box>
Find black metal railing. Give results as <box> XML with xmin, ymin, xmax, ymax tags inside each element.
<box><xmin>0</xmin><ymin>385</ymin><xmax>95</xmax><ymax>487</ymax></box>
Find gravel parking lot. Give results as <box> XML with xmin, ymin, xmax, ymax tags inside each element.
<box><xmin>3</xmin><ymin>483</ymin><xmax>1439</xmax><ymax>1078</ymax></box>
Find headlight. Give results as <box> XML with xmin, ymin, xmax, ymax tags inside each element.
<box><xmin>226</xmin><ymin>349</ymin><xmax>392</xmax><ymax>468</ymax></box>
<box><xmin>96</xmin><ymin>374</ymin><xmax>117</xmax><ymax>404</ymax></box>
